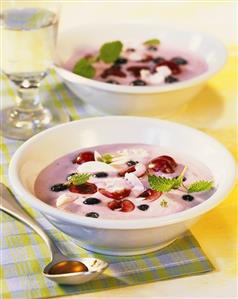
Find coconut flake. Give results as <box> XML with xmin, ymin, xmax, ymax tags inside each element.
<box><xmin>56</xmin><ymin>193</ymin><xmax>78</xmax><ymax>207</ymax></box>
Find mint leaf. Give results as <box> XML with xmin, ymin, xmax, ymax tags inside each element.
<box><xmin>187</xmin><ymin>180</ymin><xmax>214</xmax><ymax>193</ymax></box>
<box><xmin>100</xmin><ymin>153</ymin><xmax>113</xmax><ymax>164</ymax></box>
<box><xmin>173</xmin><ymin>166</ymin><xmax>187</xmax><ymax>189</ymax></box>
<box><xmin>68</xmin><ymin>173</ymin><xmax>91</xmax><ymax>185</ymax></box>
<box><xmin>99</xmin><ymin>41</ymin><xmax>123</xmax><ymax>63</ymax></box>
<box><xmin>73</xmin><ymin>58</ymin><xmax>96</xmax><ymax>79</ymax></box>
<box><xmin>148</xmin><ymin>175</ymin><xmax>177</xmax><ymax>192</ymax></box>
<box><xmin>143</xmin><ymin>38</ymin><xmax>160</xmax><ymax>46</ymax></box>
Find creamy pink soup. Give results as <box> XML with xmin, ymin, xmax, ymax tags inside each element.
<box><xmin>65</xmin><ymin>45</ymin><xmax>208</xmax><ymax>86</ymax></box>
<box><xmin>34</xmin><ymin>144</ymin><xmax>215</xmax><ymax>220</ymax></box>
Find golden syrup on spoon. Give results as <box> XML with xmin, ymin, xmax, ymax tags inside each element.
<box><xmin>48</xmin><ymin>261</ymin><xmax>88</xmax><ymax>275</ymax></box>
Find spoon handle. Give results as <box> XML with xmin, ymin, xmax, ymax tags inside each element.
<box><xmin>0</xmin><ymin>183</ymin><xmax>62</xmax><ymax>259</ymax></box>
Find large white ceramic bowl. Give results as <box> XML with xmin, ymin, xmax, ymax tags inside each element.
<box><xmin>55</xmin><ymin>22</ymin><xmax>227</xmax><ymax>116</ymax></box>
<box><xmin>9</xmin><ymin>117</ymin><xmax>236</xmax><ymax>255</ymax></box>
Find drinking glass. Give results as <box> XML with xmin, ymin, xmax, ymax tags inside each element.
<box><xmin>0</xmin><ymin>1</ymin><xmax>68</xmax><ymax>140</ymax></box>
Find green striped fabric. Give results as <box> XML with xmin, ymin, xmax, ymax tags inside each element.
<box><xmin>0</xmin><ymin>71</ymin><xmax>214</xmax><ymax>299</ymax></box>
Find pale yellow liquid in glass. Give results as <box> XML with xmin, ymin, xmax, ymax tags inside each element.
<box><xmin>1</xmin><ymin>8</ymin><xmax>58</xmax><ymax>75</ymax></box>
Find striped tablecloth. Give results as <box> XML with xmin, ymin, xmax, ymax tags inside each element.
<box><xmin>1</xmin><ymin>65</ymin><xmax>224</xmax><ymax>299</ymax></box>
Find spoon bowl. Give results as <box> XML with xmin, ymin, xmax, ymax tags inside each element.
<box><xmin>0</xmin><ymin>183</ymin><xmax>108</xmax><ymax>285</ymax></box>
<box><xmin>44</xmin><ymin>257</ymin><xmax>108</xmax><ymax>285</ymax></box>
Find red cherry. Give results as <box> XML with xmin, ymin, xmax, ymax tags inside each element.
<box><xmin>127</xmin><ymin>65</ymin><xmax>150</xmax><ymax>77</ymax></box>
<box><xmin>140</xmin><ymin>55</ymin><xmax>153</xmax><ymax>62</ymax></box>
<box><xmin>148</xmin><ymin>155</ymin><xmax>177</xmax><ymax>173</ymax></box>
<box><xmin>107</xmin><ymin>200</ymin><xmax>122</xmax><ymax>210</ymax></box>
<box><xmin>73</xmin><ymin>151</ymin><xmax>95</xmax><ymax>164</ymax></box>
<box><xmin>121</xmin><ymin>200</ymin><xmax>135</xmax><ymax>212</ymax></box>
<box><xmin>155</xmin><ymin>61</ymin><xmax>181</xmax><ymax>75</ymax></box>
<box><xmin>69</xmin><ymin>182</ymin><xmax>97</xmax><ymax>194</ymax></box>
<box><xmin>118</xmin><ymin>166</ymin><xmax>136</xmax><ymax>177</ymax></box>
<box><xmin>99</xmin><ymin>188</ymin><xmax>131</xmax><ymax>200</ymax></box>
<box><xmin>101</xmin><ymin>66</ymin><xmax>126</xmax><ymax>78</ymax></box>
<box><xmin>139</xmin><ymin>189</ymin><xmax>162</xmax><ymax>201</ymax></box>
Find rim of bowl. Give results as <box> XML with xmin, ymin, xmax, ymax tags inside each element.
<box><xmin>9</xmin><ymin>116</ymin><xmax>236</xmax><ymax>230</ymax></box>
<box><xmin>55</xmin><ymin>22</ymin><xmax>228</xmax><ymax>94</ymax></box>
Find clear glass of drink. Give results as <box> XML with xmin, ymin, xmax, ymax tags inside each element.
<box><xmin>0</xmin><ymin>1</ymin><xmax>68</xmax><ymax>140</ymax></box>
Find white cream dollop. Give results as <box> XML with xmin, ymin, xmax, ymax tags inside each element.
<box><xmin>77</xmin><ymin>161</ymin><xmax>117</xmax><ymax>174</ymax></box>
<box><xmin>56</xmin><ymin>193</ymin><xmax>78</xmax><ymax>207</ymax></box>
<box><xmin>140</xmin><ymin>66</ymin><xmax>172</xmax><ymax>85</ymax></box>
<box><xmin>125</xmin><ymin>173</ymin><xmax>145</xmax><ymax>197</ymax></box>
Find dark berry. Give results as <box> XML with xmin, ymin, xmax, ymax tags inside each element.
<box><xmin>85</xmin><ymin>212</ymin><xmax>99</xmax><ymax>218</ymax></box>
<box><xmin>130</xmin><ymin>79</ymin><xmax>147</xmax><ymax>86</ymax></box>
<box><xmin>66</xmin><ymin>173</ymin><xmax>77</xmax><ymax>181</ymax></box>
<box><xmin>83</xmin><ymin>197</ymin><xmax>101</xmax><ymax>205</ymax></box>
<box><xmin>148</xmin><ymin>155</ymin><xmax>177</xmax><ymax>173</ymax></box>
<box><xmin>139</xmin><ymin>189</ymin><xmax>162</xmax><ymax>201</ymax></box>
<box><xmin>165</xmin><ymin>76</ymin><xmax>179</xmax><ymax>83</ymax></box>
<box><xmin>101</xmin><ymin>65</ymin><xmax>126</xmax><ymax>78</ymax></box>
<box><xmin>138</xmin><ymin>204</ymin><xmax>149</xmax><ymax>211</ymax></box>
<box><xmin>69</xmin><ymin>182</ymin><xmax>97</xmax><ymax>194</ymax></box>
<box><xmin>153</xmin><ymin>56</ymin><xmax>166</xmax><ymax>64</ymax></box>
<box><xmin>114</xmin><ymin>57</ymin><xmax>128</xmax><ymax>65</ymax></box>
<box><xmin>95</xmin><ymin>172</ymin><xmax>108</xmax><ymax>178</ymax></box>
<box><xmin>121</xmin><ymin>200</ymin><xmax>135</xmax><ymax>212</ymax></box>
<box><xmin>73</xmin><ymin>151</ymin><xmax>95</xmax><ymax>164</ymax></box>
<box><xmin>126</xmin><ymin>160</ymin><xmax>137</xmax><ymax>166</ymax></box>
<box><xmin>127</xmin><ymin>65</ymin><xmax>150</xmax><ymax>77</ymax></box>
<box><xmin>106</xmin><ymin>80</ymin><xmax>120</xmax><ymax>85</ymax></box>
<box><xmin>99</xmin><ymin>188</ymin><xmax>131</xmax><ymax>200</ymax></box>
<box><xmin>171</xmin><ymin>57</ymin><xmax>188</xmax><ymax>65</ymax></box>
<box><xmin>51</xmin><ymin>184</ymin><xmax>68</xmax><ymax>192</ymax></box>
<box><xmin>147</xmin><ymin>45</ymin><xmax>158</xmax><ymax>51</ymax></box>
<box><xmin>182</xmin><ymin>194</ymin><xmax>194</xmax><ymax>201</ymax></box>
<box><xmin>140</xmin><ymin>55</ymin><xmax>154</xmax><ymax>62</ymax></box>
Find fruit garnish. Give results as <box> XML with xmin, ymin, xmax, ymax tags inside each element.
<box><xmin>143</xmin><ymin>38</ymin><xmax>160</xmax><ymax>46</ymax></box>
<box><xmin>137</xmin><ymin>204</ymin><xmax>149</xmax><ymax>211</ymax></box>
<box><xmin>118</xmin><ymin>165</ymin><xmax>136</xmax><ymax>177</ymax></box>
<box><xmin>148</xmin><ymin>166</ymin><xmax>214</xmax><ymax>193</ymax></box>
<box><xmin>187</xmin><ymin>181</ymin><xmax>214</xmax><ymax>193</ymax></box>
<box><xmin>121</xmin><ymin>200</ymin><xmax>135</xmax><ymax>212</ymax></box>
<box><xmin>155</xmin><ymin>61</ymin><xmax>181</xmax><ymax>75</ymax></box>
<box><xmin>107</xmin><ymin>200</ymin><xmax>122</xmax><ymax>210</ymax></box>
<box><xmin>51</xmin><ymin>183</ymin><xmax>68</xmax><ymax>192</ymax></box>
<box><xmin>99</xmin><ymin>41</ymin><xmax>123</xmax><ymax>63</ymax></box>
<box><xmin>139</xmin><ymin>188</ymin><xmax>162</xmax><ymax>201</ymax></box>
<box><xmin>73</xmin><ymin>151</ymin><xmax>95</xmax><ymax>164</ymax></box>
<box><xmin>69</xmin><ymin>182</ymin><xmax>97</xmax><ymax>194</ymax></box>
<box><xmin>73</xmin><ymin>58</ymin><xmax>96</xmax><ymax>79</ymax></box>
<box><xmin>148</xmin><ymin>155</ymin><xmax>177</xmax><ymax>173</ymax></box>
<box><xmin>99</xmin><ymin>188</ymin><xmax>131</xmax><ymax>200</ymax></box>
<box><xmin>85</xmin><ymin>212</ymin><xmax>99</xmax><ymax>218</ymax></box>
<box><xmin>67</xmin><ymin>173</ymin><xmax>92</xmax><ymax>186</ymax></box>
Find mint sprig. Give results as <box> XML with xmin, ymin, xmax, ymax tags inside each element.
<box><xmin>143</xmin><ymin>38</ymin><xmax>160</xmax><ymax>46</ymax></box>
<box><xmin>73</xmin><ymin>58</ymin><xmax>96</xmax><ymax>79</ymax></box>
<box><xmin>187</xmin><ymin>180</ymin><xmax>214</xmax><ymax>193</ymax></box>
<box><xmin>67</xmin><ymin>173</ymin><xmax>91</xmax><ymax>186</ymax></box>
<box><xmin>99</xmin><ymin>41</ymin><xmax>123</xmax><ymax>63</ymax></box>
<box><xmin>148</xmin><ymin>166</ymin><xmax>214</xmax><ymax>194</ymax></box>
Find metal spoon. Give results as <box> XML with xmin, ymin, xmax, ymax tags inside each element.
<box><xmin>0</xmin><ymin>183</ymin><xmax>108</xmax><ymax>285</ymax></box>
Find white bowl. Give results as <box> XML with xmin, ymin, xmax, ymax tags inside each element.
<box><xmin>55</xmin><ymin>22</ymin><xmax>227</xmax><ymax>116</ymax></box>
<box><xmin>9</xmin><ymin>117</ymin><xmax>236</xmax><ymax>255</ymax></box>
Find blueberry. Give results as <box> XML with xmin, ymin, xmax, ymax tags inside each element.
<box><xmin>106</xmin><ymin>80</ymin><xmax>120</xmax><ymax>85</ymax></box>
<box><xmin>147</xmin><ymin>46</ymin><xmax>158</xmax><ymax>51</ymax></box>
<box><xmin>127</xmin><ymin>160</ymin><xmax>137</xmax><ymax>166</ymax></box>
<box><xmin>95</xmin><ymin>172</ymin><xmax>108</xmax><ymax>178</ymax></box>
<box><xmin>165</xmin><ymin>76</ymin><xmax>179</xmax><ymax>83</ymax></box>
<box><xmin>171</xmin><ymin>57</ymin><xmax>188</xmax><ymax>65</ymax></box>
<box><xmin>131</xmin><ymin>79</ymin><xmax>147</xmax><ymax>86</ymax></box>
<box><xmin>138</xmin><ymin>204</ymin><xmax>149</xmax><ymax>211</ymax></box>
<box><xmin>153</xmin><ymin>56</ymin><xmax>166</xmax><ymax>64</ymax></box>
<box><xmin>114</xmin><ymin>57</ymin><xmax>128</xmax><ymax>65</ymax></box>
<box><xmin>182</xmin><ymin>194</ymin><xmax>194</xmax><ymax>201</ymax></box>
<box><xmin>50</xmin><ymin>184</ymin><xmax>68</xmax><ymax>192</ymax></box>
<box><xmin>85</xmin><ymin>212</ymin><xmax>99</xmax><ymax>218</ymax></box>
<box><xmin>83</xmin><ymin>197</ymin><xmax>101</xmax><ymax>205</ymax></box>
<box><xmin>66</xmin><ymin>173</ymin><xmax>77</xmax><ymax>181</ymax></box>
